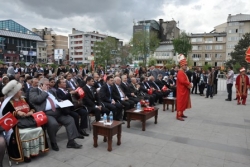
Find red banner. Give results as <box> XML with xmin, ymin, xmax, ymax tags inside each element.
<box><xmin>245</xmin><ymin>47</ymin><xmax>250</xmax><ymax>63</ymax></box>
<box><xmin>0</xmin><ymin>112</ymin><xmax>18</xmax><ymax>131</ymax></box>
<box><xmin>75</xmin><ymin>87</ymin><xmax>85</xmax><ymax>99</ymax></box>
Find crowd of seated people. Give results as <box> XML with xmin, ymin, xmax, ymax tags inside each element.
<box><xmin>0</xmin><ymin>63</ymin><xmax>177</xmax><ymax>165</ymax></box>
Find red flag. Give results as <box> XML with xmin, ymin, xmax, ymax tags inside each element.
<box><xmin>75</xmin><ymin>87</ymin><xmax>85</xmax><ymax>99</ymax></box>
<box><xmin>245</xmin><ymin>47</ymin><xmax>250</xmax><ymax>63</ymax></box>
<box><xmin>32</xmin><ymin>111</ymin><xmax>48</xmax><ymax>127</ymax></box>
<box><xmin>162</xmin><ymin>85</ymin><xmax>168</xmax><ymax>92</ymax></box>
<box><xmin>0</xmin><ymin>112</ymin><xmax>18</xmax><ymax>131</ymax></box>
<box><xmin>148</xmin><ymin>88</ymin><xmax>153</xmax><ymax>95</ymax></box>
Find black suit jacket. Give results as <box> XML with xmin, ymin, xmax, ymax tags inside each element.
<box><xmin>139</xmin><ymin>82</ymin><xmax>149</xmax><ymax>93</ymax></box>
<box><xmin>82</xmin><ymin>69</ymin><xmax>89</xmax><ymax>77</ymax></box>
<box><xmin>23</xmin><ymin>82</ymin><xmax>31</xmax><ymax>93</ymax></box>
<box><xmin>82</xmin><ymin>85</ymin><xmax>100</xmax><ymax>107</ymax></box>
<box><xmin>155</xmin><ymin>79</ymin><xmax>164</xmax><ymax>89</ymax></box>
<box><xmin>186</xmin><ymin>70</ymin><xmax>192</xmax><ymax>82</ymax></box>
<box><xmin>148</xmin><ymin>80</ymin><xmax>161</xmax><ymax>91</ymax></box>
<box><xmin>112</xmin><ymin>84</ymin><xmax>124</xmax><ymax>102</ymax></box>
<box><xmin>93</xmin><ymin>80</ymin><xmax>104</xmax><ymax>89</ymax></box>
<box><xmin>69</xmin><ymin>68</ymin><xmax>79</xmax><ymax>74</ymax></box>
<box><xmin>99</xmin><ymin>84</ymin><xmax>112</xmax><ymax>103</ymax></box>
<box><xmin>120</xmin><ymin>82</ymin><xmax>132</xmax><ymax>97</ymax></box>
<box><xmin>56</xmin><ymin>88</ymin><xmax>72</xmax><ymax>101</ymax></box>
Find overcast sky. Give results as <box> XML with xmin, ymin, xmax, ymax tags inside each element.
<box><xmin>0</xmin><ymin>0</ymin><xmax>249</xmax><ymax>43</ymax></box>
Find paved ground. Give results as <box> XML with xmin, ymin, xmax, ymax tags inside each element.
<box><xmin>3</xmin><ymin>88</ymin><xmax>250</xmax><ymax>167</ymax></box>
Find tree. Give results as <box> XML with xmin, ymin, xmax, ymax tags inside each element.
<box><xmin>173</xmin><ymin>31</ymin><xmax>192</xmax><ymax>58</ymax></box>
<box><xmin>93</xmin><ymin>37</ymin><xmax>119</xmax><ymax>67</ymax></box>
<box><xmin>147</xmin><ymin>57</ymin><xmax>157</xmax><ymax>67</ymax></box>
<box><xmin>120</xmin><ymin>44</ymin><xmax>133</xmax><ymax>65</ymax></box>
<box><xmin>226</xmin><ymin>32</ymin><xmax>250</xmax><ymax>69</ymax></box>
<box><xmin>130</xmin><ymin>31</ymin><xmax>160</xmax><ymax>65</ymax></box>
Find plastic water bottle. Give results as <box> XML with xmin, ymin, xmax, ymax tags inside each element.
<box><xmin>109</xmin><ymin>111</ymin><xmax>113</xmax><ymax>124</ymax></box>
<box><xmin>169</xmin><ymin>92</ymin><xmax>173</xmax><ymax>98</ymax></box>
<box><xmin>103</xmin><ymin>113</ymin><xmax>107</xmax><ymax>125</ymax></box>
<box><xmin>137</xmin><ymin>102</ymin><xmax>141</xmax><ymax>110</ymax></box>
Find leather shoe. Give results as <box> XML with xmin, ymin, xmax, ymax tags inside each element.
<box><xmin>225</xmin><ymin>99</ymin><xmax>231</xmax><ymax>101</ymax></box>
<box><xmin>51</xmin><ymin>142</ymin><xmax>59</xmax><ymax>151</ymax></box>
<box><xmin>67</xmin><ymin>141</ymin><xmax>82</xmax><ymax>149</ymax></box>
<box><xmin>182</xmin><ymin>115</ymin><xmax>188</xmax><ymax>118</ymax></box>
<box><xmin>76</xmin><ymin>135</ymin><xmax>84</xmax><ymax>139</ymax></box>
<box><xmin>24</xmin><ymin>157</ymin><xmax>31</xmax><ymax>163</ymax></box>
<box><xmin>79</xmin><ymin>129</ymin><xmax>89</xmax><ymax>136</ymax></box>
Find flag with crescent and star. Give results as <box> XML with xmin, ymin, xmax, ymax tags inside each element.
<box><xmin>0</xmin><ymin>112</ymin><xmax>18</xmax><ymax>131</ymax></box>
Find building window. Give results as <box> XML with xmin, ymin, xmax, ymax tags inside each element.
<box><xmin>215</xmin><ymin>45</ymin><xmax>223</xmax><ymax>50</ymax></box>
<box><xmin>191</xmin><ymin>38</ymin><xmax>202</xmax><ymax>43</ymax></box>
<box><xmin>192</xmin><ymin>54</ymin><xmax>201</xmax><ymax>58</ymax></box>
<box><xmin>215</xmin><ymin>37</ymin><xmax>223</xmax><ymax>41</ymax></box>
<box><xmin>205</xmin><ymin>45</ymin><xmax>212</xmax><ymax>50</ymax></box>
<box><xmin>205</xmin><ymin>53</ymin><xmax>212</xmax><ymax>58</ymax></box>
<box><xmin>205</xmin><ymin>38</ymin><xmax>213</xmax><ymax>43</ymax></box>
<box><xmin>215</xmin><ymin>53</ymin><xmax>222</xmax><ymax>58</ymax></box>
<box><xmin>192</xmin><ymin>46</ymin><xmax>198</xmax><ymax>50</ymax></box>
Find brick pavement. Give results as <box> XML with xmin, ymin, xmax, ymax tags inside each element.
<box><xmin>3</xmin><ymin>90</ymin><xmax>250</xmax><ymax>167</ymax></box>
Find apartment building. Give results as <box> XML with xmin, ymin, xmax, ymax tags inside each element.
<box><xmin>214</xmin><ymin>14</ymin><xmax>250</xmax><ymax>60</ymax></box>
<box><xmin>189</xmin><ymin>32</ymin><xmax>227</xmax><ymax>67</ymax></box>
<box><xmin>32</xmin><ymin>28</ymin><xmax>68</xmax><ymax>62</ymax></box>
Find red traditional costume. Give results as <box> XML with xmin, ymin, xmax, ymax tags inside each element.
<box><xmin>235</xmin><ymin>67</ymin><xmax>250</xmax><ymax>105</ymax></box>
<box><xmin>176</xmin><ymin>54</ymin><xmax>192</xmax><ymax>121</ymax></box>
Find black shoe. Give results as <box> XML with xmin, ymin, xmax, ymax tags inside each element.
<box><xmin>51</xmin><ymin>142</ymin><xmax>59</xmax><ymax>151</ymax></box>
<box><xmin>225</xmin><ymin>99</ymin><xmax>231</xmax><ymax>101</ymax></box>
<box><xmin>234</xmin><ymin>98</ymin><xmax>237</xmax><ymax>100</ymax></box>
<box><xmin>24</xmin><ymin>157</ymin><xmax>31</xmax><ymax>163</ymax></box>
<box><xmin>123</xmin><ymin>118</ymin><xmax>127</xmax><ymax>121</ymax></box>
<box><xmin>76</xmin><ymin>135</ymin><xmax>84</xmax><ymax>139</ymax></box>
<box><xmin>182</xmin><ymin>115</ymin><xmax>188</xmax><ymax>118</ymax></box>
<box><xmin>67</xmin><ymin>140</ymin><xmax>82</xmax><ymax>149</ymax></box>
<box><xmin>79</xmin><ymin>129</ymin><xmax>89</xmax><ymax>136</ymax></box>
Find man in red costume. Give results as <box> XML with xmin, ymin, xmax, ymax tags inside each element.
<box><xmin>235</xmin><ymin>67</ymin><xmax>250</xmax><ymax>105</ymax></box>
<box><xmin>176</xmin><ymin>54</ymin><xmax>193</xmax><ymax>121</ymax></box>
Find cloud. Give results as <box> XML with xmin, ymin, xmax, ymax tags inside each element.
<box><xmin>0</xmin><ymin>0</ymin><xmax>249</xmax><ymax>43</ymax></box>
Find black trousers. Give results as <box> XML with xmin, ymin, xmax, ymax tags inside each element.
<box><xmin>74</xmin><ymin>108</ymin><xmax>88</xmax><ymax>129</ymax></box>
<box><xmin>102</xmin><ymin>102</ymin><xmax>123</xmax><ymax>120</ymax></box>
<box><xmin>227</xmin><ymin>83</ymin><xmax>233</xmax><ymax>100</ymax></box>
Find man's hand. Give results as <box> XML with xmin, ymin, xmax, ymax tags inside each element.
<box><xmin>41</xmin><ymin>84</ymin><xmax>48</xmax><ymax>91</ymax></box>
<box><xmin>70</xmin><ymin>90</ymin><xmax>76</xmax><ymax>94</ymax></box>
<box><xmin>111</xmin><ymin>99</ymin><xmax>116</xmax><ymax>104</ymax></box>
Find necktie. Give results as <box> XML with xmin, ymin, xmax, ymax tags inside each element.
<box><xmin>118</xmin><ymin>86</ymin><xmax>125</xmax><ymax>98</ymax></box>
<box><xmin>47</xmin><ymin>97</ymin><xmax>56</xmax><ymax>111</ymax></box>
<box><xmin>154</xmin><ymin>82</ymin><xmax>160</xmax><ymax>90</ymax></box>
<box><xmin>90</xmin><ymin>87</ymin><xmax>95</xmax><ymax>97</ymax></box>
<box><xmin>108</xmin><ymin>86</ymin><xmax>112</xmax><ymax>100</ymax></box>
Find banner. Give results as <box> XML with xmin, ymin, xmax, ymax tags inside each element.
<box><xmin>0</xmin><ymin>112</ymin><xmax>18</xmax><ymax>131</ymax></box>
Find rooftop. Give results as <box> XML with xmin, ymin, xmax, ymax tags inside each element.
<box><xmin>227</xmin><ymin>13</ymin><xmax>250</xmax><ymax>22</ymax></box>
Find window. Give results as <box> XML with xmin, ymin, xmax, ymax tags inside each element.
<box><xmin>192</xmin><ymin>46</ymin><xmax>198</xmax><ymax>50</ymax></box>
<box><xmin>191</xmin><ymin>38</ymin><xmax>202</xmax><ymax>42</ymax></box>
<box><xmin>192</xmin><ymin>54</ymin><xmax>201</xmax><ymax>58</ymax></box>
<box><xmin>215</xmin><ymin>53</ymin><xmax>222</xmax><ymax>58</ymax></box>
<box><xmin>205</xmin><ymin>53</ymin><xmax>212</xmax><ymax>58</ymax></box>
<box><xmin>228</xmin><ymin>29</ymin><xmax>232</xmax><ymax>33</ymax></box>
<box><xmin>205</xmin><ymin>45</ymin><xmax>212</xmax><ymax>50</ymax></box>
<box><xmin>216</xmin><ymin>37</ymin><xmax>223</xmax><ymax>41</ymax></box>
<box><xmin>205</xmin><ymin>38</ymin><xmax>213</xmax><ymax>43</ymax></box>
<box><xmin>215</xmin><ymin>45</ymin><xmax>223</xmax><ymax>50</ymax></box>
<box><xmin>238</xmin><ymin>29</ymin><xmax>243</xmax><ymax>33</ymax></box>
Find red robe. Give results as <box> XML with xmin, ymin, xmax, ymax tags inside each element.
<box><xmin>176</xmin><ymin>69</ymin><xmax>191</xmax><ymax>112</ymax></box>
<box><xmin>235</xmin><ymin>74</ymin><xmax>249</xmax><ymax>99</ymax></box>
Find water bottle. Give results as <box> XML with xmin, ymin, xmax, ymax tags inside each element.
<box><xmin>137</xmin><ymin>102</ymin><xmax>141</xmax><ymax>110</ymax></box>
<box><xmin>109</xmin><ymin>111</ymin><xmax>113</xmax><ymax>124</ymax></box>
<box><xmin>169</xmin><ymin>92</ymin><xmax>173</xmax><ymax>98</ymax></box>
<box><xmin>103</xmin><ymin>113</ymin><xmax>107</xmax><ymax>125</ymax></box>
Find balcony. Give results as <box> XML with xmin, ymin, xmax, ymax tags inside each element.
<box><xmin>192</xmin><ymin>58</ymin><xmax>200</xmax><ymax>61</ymax></box>
<box><xmin>205</xmin><ymin>58</ymin><xmax>212</xmax><ymax>61</ymax></box>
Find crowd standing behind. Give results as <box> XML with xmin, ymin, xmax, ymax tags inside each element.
<box><xmin>0</xmin><ymin>61</ymin><xmax>244</xmax><ymax>166</ymax></box>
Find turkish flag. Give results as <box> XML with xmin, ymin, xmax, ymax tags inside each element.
<box><xmin>32</xmin><ymin>111</ymin><xmax>48</xmax><ymax>127</ymax></box>
<box><xmin>75</xmin><ymin>87</ymin><xmax>85</xmax><ymax>99</ymax></box>
<box><xmin>162</xmin><ymin>85</ymin><xmax>168</xmax><ymax>92</ymax></box>
<box><xmin>0</xmin><ymin>112</ymin><xmax>18</xmax><ymax>131</ymax></box>
<box><xmin>148</xmin><ymin>88</ymin><xmax>153</xmax><ymax>95</ymax></box>
<box><xmin>245</xmin><ymin>47</ymin><xmax>250</xmax><ymax>63</ymax></box>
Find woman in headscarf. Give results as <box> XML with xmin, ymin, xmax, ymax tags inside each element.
<box><xmin>0</xmin><ymin>80</ymin><xmax>49</xmax><ymax>163</ymax></box>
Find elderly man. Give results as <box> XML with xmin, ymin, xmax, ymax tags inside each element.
<box><xmin>235</xmin><ymin>67</ymin><xmax>250</xmax><ymax>105</ymax></box>
<box><xmin>29</xmin><ymin>78</ymin><xmax>82</xmax><ymax>151</ymax></box>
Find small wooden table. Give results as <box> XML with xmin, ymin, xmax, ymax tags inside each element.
<box><xmin>92</xmin><ymin>121</ymin><xmax>122</xmax><ymax>152</ymax></box>
<box><xmin>126</xmin><ymin>107</ymin><xmax>158</xmax><ymax>131</ymax></box>
<box><xmin>163</xmin><ymin>97</ymin><xmax>176</xmax><ymax>112</ymax></box>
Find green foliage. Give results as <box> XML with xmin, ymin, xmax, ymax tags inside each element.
<box><xmin>130</xmin><ymin>31</ymin><xmax>160</xmax><ymax>65</ymax></box>
<box><xmin>233</xmin><ymin>62</ymin><xmax>241</xmax><ymax>72</ymax></box>
<box><xmin>173</xmin><ymin>31</ymin><xmax>192</xmax><ymax>56</ymax></box>
<box><xmin>203</xmin><ymin>64</ymin><xmax>212</xmax><ymax>71</ymax></box>
<box><xmin>93</xmin><ymin>37</ymin><xmax>119</xmax><ymax>66</ymax></box>
<box><xmin>226</xmin><ymin>32</ymin><xmax>250</xmax><ymax>69</ymax></box>
<box><xmin>147</xmin><ymin>57</ymin><xmax>157</xmax><ymax>67</ymax></box>
<box><xmin>138</xmin><ymin>62</ymin><xmax>145</xmax><ymax>67</ymax></box>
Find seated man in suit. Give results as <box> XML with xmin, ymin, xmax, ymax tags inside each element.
<box><xmin>93</xmin><ymin>73</ymin><xmax>104</xmax><ymax>91</ymax></box>
<box><xmin>113</xmin><ymin>77</ymin><xmax>134</xmax><ymax>121</ymax></box>
<box><xmin>120</xmin><ymin>74</ymin><xmax>139</xmax><ymax>105</ymax></box>
<box><xmin>148</xmin><ymin>76</ymin><xmax>164</xmax><ymax>104</ymax></box>
<box><xmin>82</xmin><ymin>76</ymin><xmax>109</xmax><ymax>121</ymax></box>
<box><xmin>99</xmin><ymin>75</ymin><xmax>123</xmax><ymax>121</ymax></box>
<box><xmin>29</xmin><ymin>78</ymin><xmax>82</xmax><ymax>151</ymax></box>
<box><xmin>56</xmin><ymin>78</ymin><xmax>89</xmax><ymax>137</ymax></box>
<box><xmin>65</xmin><ymin>73</ymin><xmax>77</xmax><ymax>91</ymax></box>
<box><xmin>130</xmin><ymin>77</ymin><xmax>155</xmax><ymax>106</ymax></box>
